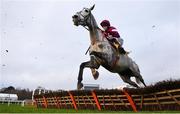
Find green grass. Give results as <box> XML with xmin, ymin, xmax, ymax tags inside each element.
<box><xmin>0</xmin><ymin>104</ymin><xmax>180</xmax><ymax>113</ymax></box>
<box><xmin>1</xmin><ymin>104</ymin><xmax>77</xmax><ymax>113</ymax></box>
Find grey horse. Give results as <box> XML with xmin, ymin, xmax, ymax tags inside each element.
<box><xmin>72</xmin><ymin>5</ymin><xmax>146</xmax><ymax>90</ymax></box>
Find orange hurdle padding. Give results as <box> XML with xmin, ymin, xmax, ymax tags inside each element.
<box><xmin>43</xmin><ymin>96</ymin><xmax>48</xmax><ymax>108</ymax></box>
<box><xmin>68</xmin><ymin>91</ymin><xmax>78</xmax><ymax>110</ymax></box>
<box><xmin>123</xmin><ymin>89</ymin><xmax>137</xmax><ymax>112</ymax></box>
<box><xmin>91</xmin><ymin>90</ymin><xmax>101</xmax><ymax>110</ymax></box>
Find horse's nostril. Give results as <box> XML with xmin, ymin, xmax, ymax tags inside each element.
<box><xmin>73</xmin><ymin>15</ymin><xmax>78</xmax><ymax>18</ymax></box>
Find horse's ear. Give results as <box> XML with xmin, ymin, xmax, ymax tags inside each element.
<box><xmin>90</xmin><ymin>4</ymin><xmax>95</xmax><ymax>11</ymax></box>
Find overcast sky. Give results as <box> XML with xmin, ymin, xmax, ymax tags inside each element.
<box><xmin>0</xmin><ymin>0</ymin><xmax>180</xmax><ymax>90</ymax></box>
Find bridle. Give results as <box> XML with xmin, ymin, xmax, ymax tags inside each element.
<box><xmin>76</xmin><ymin>10</ymin><xmax>92</xmax><ymax>31</ymax></box>
<box><xmin>75</xmin><ymin>9</ymin><xmax>101</xmax><ymax>54</ymax></box>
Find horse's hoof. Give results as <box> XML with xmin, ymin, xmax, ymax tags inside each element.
<box><xmin>77</xmin><ymin>82</ymin><xmax>83</xmax><ymax>90</ymax></box>
<box><xmin>93</xmin><ymin>71</ymin><xmax>99</xmax><ymax>80</ymax></box>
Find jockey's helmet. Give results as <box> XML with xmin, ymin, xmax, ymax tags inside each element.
<box><xmin>100</xmin><ymin>20</ymin><xmax>110</xmax><ymax>27</ymax></box>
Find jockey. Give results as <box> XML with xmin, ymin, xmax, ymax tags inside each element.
<box><xmin>100</xmin><ymin>20</ymin><xmax>127</xmax><ymax>54</ymax></box>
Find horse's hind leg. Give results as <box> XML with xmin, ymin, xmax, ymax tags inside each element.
<box><xmin>132</xmin><ymin>71</ymin><xmax>147</xmax><ymax>87</ymax></box>
<box><xmin>138</xmin><ymin>75</ymin><xmax>146</xmax><ymax>87</ymax></box>
<box><xmin>119</xmin><ymin>75</ymin><xmax>139</xmax><ymax>88</ymax></box>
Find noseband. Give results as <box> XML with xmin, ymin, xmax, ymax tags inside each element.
<box><xmin>76</xmin><ymin>11</ymin><xmax>92</xmax><ymax>31</ymax></box>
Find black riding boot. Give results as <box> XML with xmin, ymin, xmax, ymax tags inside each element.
<box><xmin>119</xmin><ymin>47</ymin><xmax>126</xmax><ymax>54</ymax></box>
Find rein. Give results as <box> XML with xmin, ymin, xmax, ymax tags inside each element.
<box><xmin>77</xmin><ymin>11</ymin><xmax>92</xmax><ymax>31</ymax></box>
<box><xmin>78</xmin><ymin>11</ymin><xmax>103</xmax><ymax>55</ymax></box>
<box><xmin>79</xmin><ymin>11</ymin><xmax>91</xmax><ymax>54</ymax></box>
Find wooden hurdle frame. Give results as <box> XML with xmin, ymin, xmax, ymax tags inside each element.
<box><xmin>34</xmin><ymin>88</ymin><xmax>180</xmax><ymax>111</ymax></box>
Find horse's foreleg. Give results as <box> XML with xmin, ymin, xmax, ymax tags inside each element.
<box><xmin>90</xmin><ymin>55</ymin><xmax>100</xmax><ymax>80</ymax></box>
<box><xmin>77</xmin><ymin>55</ymin><xmax>100</xmax><ymax>90</ymax></box>
<box><xmin>91</xmin><ymin>68</ymin><xmax>99</xmax><ymax>80</ymax></box>
<box><xmin>78</xmin><ymin>61</ymin><xmax>90</xmax><ymax>82</ymax></box>
<box><xmin>77</xmin><ymin>61</ymin><xmax>91</xmax><ymax>90</ymax></box>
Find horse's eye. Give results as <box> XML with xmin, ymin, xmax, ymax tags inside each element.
<box><xmin>85</xmin><ymin>9</ymin><xmax>89</xmax><ymax>13</ymax></box>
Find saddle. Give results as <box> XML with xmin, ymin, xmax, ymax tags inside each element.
<box><xmin>108</xmin><ymin>40</ymin><xmax>128</xmax><ymax>55</ymax></box>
